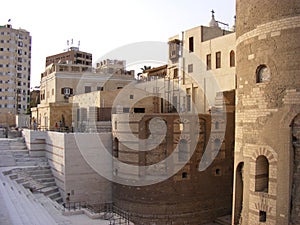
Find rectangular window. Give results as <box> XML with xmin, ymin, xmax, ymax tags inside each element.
<box><xmin>189</xmin><ymin>37</ymin><xmax>194</xmax><ymax>52</ymax></box>
<box><xmin>84</xmin><ymin>86</ymin><xmax>91</xmax><ymax>93</ymax></box>
<box><xmin>188</xmin><ymin>64</ymin><xmax>193</xmax><ymax>73</ymax></box>
<box><xmin>206</xmin><ymin>54</ymin><xmax>212</xmax><ymax>70</ymax></box>
<box><xmin>187</xmin><ymin>95</ymin><xmax>191</xmax><ymax>111</ymax></box>
<box><xmin>123</xmin><ymin>108</ymin><xmax>130</xmax><ymax>113</ymax></box>
<box><xmin>174</xmin><ymin>68</ymin><xmax>178</xmax><ymax>79</ymax></box>
<box><xmin>216</xmin><ymin>51</ymin><xmax>221</xmax><ymax>69</ymax></box>
<box><xmin>259</xmin><ymin>211</ymin><xmax>266</xmax><ymax>222</ymax></box>
<box><xmin>97</xmin><ymin>86</ymin><xmax>103</xmax><ymax>91</ymax></box>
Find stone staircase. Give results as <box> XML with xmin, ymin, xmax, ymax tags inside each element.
<box><xmin>0</xmin><ymin>137</ymin><xmax>63</xmax><ymax>204</ymax></box>
<box><xmin>4</xmin><ymin>166</ymin><xmax>63</xmax><ymax>204</ymax></box>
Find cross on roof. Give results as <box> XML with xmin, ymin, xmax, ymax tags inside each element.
<box><xmin>211</xmin><ymin>9</ymin><xmax>215</xmax><ymax>16</ymax></box>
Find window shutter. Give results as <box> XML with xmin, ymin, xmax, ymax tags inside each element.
<box><xmin>70</xmin><ymin>88</ymin><xmax>73</xmax><ymax>95</ymax></box>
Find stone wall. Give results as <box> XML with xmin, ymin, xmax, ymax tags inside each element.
<box><xmin>233</xmin><ymin>1</ymin><xmax>300</xmax><ymax>224</ymax></box>
<box><xmin>112</xmin><ymin>110</ymin><xmax>235</xmax><ymax>224</ymax></box>
<box><xmin>22</xmin><ymin>129</ymin><xmax>112</xmax><ymax>205</ymax></box>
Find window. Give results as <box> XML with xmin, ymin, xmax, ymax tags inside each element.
<box><xmin>259</xmin><ymin>211</ymin><xmax>267</xmax><ymax>222</ymax></box>
<box><xmin>178</xmin><ymin>139</ymin><xmax>188</xmax><ymax>162</ymax></box>
<box><xmin>216</xmin><ymin>51</ymin><xmax>221</xmax><ymax>69</ymax></box>
<box><xmin>113</xmin><ymin>138</ymin><xmax>119</xmax><ymax>158</ymax></box>
<box><xmin>182</xmin><ymin>172</ymin><xmax>188</xmax><ymax>179</ymax></box>
<box><xmin>52</xmin><ymin>88</ymin><xmax>54</xmax><ymax>95</ymax></box>
<box><xmin>187</xmin><ymin>95</ymin><xmax>191</xmax><ymax>111</ymax></box>
<box><xmin>230</xmin><ymin>50</ymin><xmax>235</xmax><ymax>67</ymax></box>
<box><xmin>123</xmin><ymin>108</ymin><xmax>130</xmax><ymax>113</ymax></box>
<box><xmin>84</xmin><ymin>86</ymin><xmax>91</xmax><ymax>93</ymax></box>
<box><xmin>130</xmin><ymin>94</ymin><xmax>134</xmax><ymax>99</ymax></box>
<box><xmin>215</xmin><ymin>168</ymin><xmax>221</xmax><ymax>175</ymax></box>
<box><xmin>188</xmin><ymin>64</ymin><xmax>193</xmax><ymax>73</ymax></box>
<box><xmin>134</xmin><ymin>108</ymin><xmax>145</xmax><ymax>113</ymax></box>
<box><xmin>255</xmin><ymin>155</ymin><xmax>269</xmax><ymax>192</ymax></box>
<box><xmin>189</xmin><ymin>37</ymin><xmax>194</xmax><ymax>52</ymax></box>
<box><xmin>256</xmin><ymin>65</ymin><xmax>270</xmax><ymax>83</ymax></box>
<box><xmin>61</xmin><ymin>87</ymin><xmax>73</xmax><ymax>95</ymax></box>
<box><xmin>214</xmin><ymin>138</ymin><xmax>221</xmax><ymax>153</ymax></box>
<box><xmin>97</xmin><ymin>86</ymin><xmax>103</xmax><ymax>91</ymax></box>
<box><xmin>206</xmin><ymin>54</ymin><xmax>211</xmax><ymax>70</ymax></box>
<box><xmin>174</xmin><ymin>68</ymin><xmax>178</xmax><ymax>79</ymax></box>
<box><xmin>215</xmin><ymin>121</ymin><xmax>219</xmax><ymax>129</ymax></box>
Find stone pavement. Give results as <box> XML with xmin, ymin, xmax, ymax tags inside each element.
<box><xmin>0</xmin><ymin>138</ymin><xmax>110</xmax><ymax>225</ymax></box>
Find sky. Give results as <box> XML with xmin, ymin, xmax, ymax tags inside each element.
<box><xmin>0</xmin><ymin>0</ymin><xmax>236</xmax><ymax>88</ymax></box>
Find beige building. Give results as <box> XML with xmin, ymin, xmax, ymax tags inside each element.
<box><xmin>167</xmin><ymin>14</ymin><xmax>236</xmax><ymax>113</ymax></box>
<box><xmin>32</xmin><ymin>55</ymin><xmax>135</xmax><ymax>131</ymax></box>
<box><xmin>45</xmin><ymin>46</ymin><xmax>92</xmax><ymax>67</ymax></box>
<box><xmin>70</xmin><ymin>87</ymin><xmax>160</xmax><ymax>132</ymax></box>
<box><xmin>0</xmin><ymin>24</ymin><xmax>31</xmax><ymax>125</ymax></box>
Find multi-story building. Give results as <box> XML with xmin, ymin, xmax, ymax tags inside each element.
<box><xmin>32</xmin><ymin>51</ymin><xmax>135</xmax><ymax>131</ymax></box>
<box><xmin>168</xmin><ymin>13</ymin><xmax>236</xmax><ymax>113</ymax></box>
<box><xmin>0</xmin><ymin>24</ymin><xmax>31</xmax><ymax>125</ymax></box>
<box><xmin>45</xmin><ymin>47</ymin><xmax>92</xmax><ymax>67</ymax></box>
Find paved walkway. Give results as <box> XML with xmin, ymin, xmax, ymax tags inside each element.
<box><xmin>0</xmin><ymin>138</ymin><xmax>110</xmax><ymax>225</ymax></box>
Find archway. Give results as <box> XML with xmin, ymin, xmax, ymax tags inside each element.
<box><xmin>234</xmin><ymin>162</ymin><xmax>244</xmax><ymax>225</ymax></box>
<box><xmin>290</xmin><ymin>114</ymin><xmax>300</xmax><ymax>224</ymax></box>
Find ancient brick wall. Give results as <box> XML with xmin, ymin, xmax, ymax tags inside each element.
<box><xmin>112</xmin><ymin>110</ymin><xmax>235</xmax><ymax>224</ymax></box>
<box><xmin>234</xmin><ymin>0</ymin><xmax>300</xmax><ymax>224</ymax></box>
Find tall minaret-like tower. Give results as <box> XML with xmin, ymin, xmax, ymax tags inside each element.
<box><xmin>233</xmin><ymin>1</ymin><xmax>300</xmax><ymax>224</ymax></box>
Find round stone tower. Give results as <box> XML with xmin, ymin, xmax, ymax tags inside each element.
<box><xmin>233</xmin><ymin>1</ymin><xmax>300</xmax><ymax>224</ymax></box>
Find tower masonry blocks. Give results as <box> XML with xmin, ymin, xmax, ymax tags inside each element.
<box><xmin>233</xmin><ymin>0</ymin><xmax>300</xmax><ymax>224</ymax></box>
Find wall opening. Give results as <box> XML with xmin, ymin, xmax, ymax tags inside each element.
<box><xmin>255</xmin><ymin>155</ymin><xmax>269</xmax><ymax>192</ymax></box>
<box><xmin>259</xmin><ymin>211</ymin><xmax>267</xmax><ymax>222</ymax></box>
<box><xmin>234</xmin><ymin>162</ymin><xmax>244</xmax><ymax>225</ymax></box>
<box><xmin>113</xmin><ymin>138</ymin><xmax>119</xmax><ymax>158</ymax></box>
<box><xmin>290</xmin><ymin>113</ymin><xmax>300</xmax><ymax>223</ymax></box>
<box><xmin>178</xmin><ymin>139</ymin><xmax>188</xmax><ymax>162</ymax></box>
<box><xmin>230</xmin><ymin>50</ymin><xmax>235</xmax><ymax>67</ymax></box>
<box><xmin>256</xmin><ymin>65</ymin><xmax>270</xmax><ymax>83</ymax></box>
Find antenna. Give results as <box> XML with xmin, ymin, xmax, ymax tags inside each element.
<box><xmin>64</xmin><ymin>40</ymin><xmax>70</xmax><ymax>51</ymax></box>
<box><xmin>78</xmin><ymin>40</ymin><xmax>80</xmax><ymax>49</ymax></box>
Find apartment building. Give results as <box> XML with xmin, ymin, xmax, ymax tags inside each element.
<box><xmin>0</xmin><ymin>24</ymin><xmax>31</xmax><ymax>125</ymax></box>
<box><xmin>32</xmin><ymin>50</ymin><xmax>135</xmax><ymax>131</ymax></box>
<box><xmin>45</xmin><ymin>46</ymin><xmax>92</xmax><ymax>67</ymax></box>
<box><xmin>168</xmin><ymin>13</ymin><xmax>236</xmax><ymax>113</ymax></box>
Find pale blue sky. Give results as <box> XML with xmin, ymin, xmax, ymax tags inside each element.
<box><xmin>1</xmin><ymin>0</ymin><xmax>236</xmax><ymax>87</ymax></box>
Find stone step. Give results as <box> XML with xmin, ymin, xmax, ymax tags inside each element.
<box><xmin>40</xmin><ymin>186</ymin><xmax>59</xmax><ymax>196</ymax></box>
<box><xmin>36</xmin><ymin>177</ymin><xmax>55</xmax><ymax>183</ymax></box>
<box><xmin>48</xmin><ymin>191</ymin><xmax>61</xmax><ymax>200</ymax></box>
<box><xmin>27</xmin><ymin>169</ymin><xmax>52</xmax><ymax>176</ymax></box>
<box><xmin>31</xmin><ymin>173</ymin><xmax>54</xmax><ymax>179</ymax></box>
<box><xmin>42</xmin><ymin>182</ymin><xmax>57</xmax><ymax>188</ymax></box>
<box><xmin>55</xmin><ymin>197</ymin><xmax>63</xmax><ymax>204</ymax></box>
<box><xmin>16</xmin><ymin>161</ymin><xmax>46</xmax><ymax>167</ymax></box>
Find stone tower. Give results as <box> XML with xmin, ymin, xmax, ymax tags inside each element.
<box><xmin>233</xmin><ymin>0</ymin><xmax>300</xmax><ymax>224</ymax></box>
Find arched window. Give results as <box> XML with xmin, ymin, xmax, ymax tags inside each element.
<box><xmin>256</xmin><ymin>65</ymin><xmax>270</xmax><ymax>83</ymax></box>
<box><xmin>113</xmin><ymin>138</ymin><xmax>119</xmax><ymax>158</ymax></box>
<box><xmin>255</xmin><ymin>155</ymin><xmax>269</xmax><ymax>192</ymax></box>
<box><xmin>178</xmin><ymin>139</ymin><xmax>188</xmax><ymax>162</ymax></box>
<box><xmin>214</xmin><ymin>138</ymin><xmax>221</xmax><ymax>151</ymax></box>
<box><xmin>230</xmin><ymin>50</ymin><xmax>235</xmax><ymax>67</ymax></box>
<box><xmin>215</xmin><ymin>121</ymin><xmax>219</xmax><ymax>130</ymax></box>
